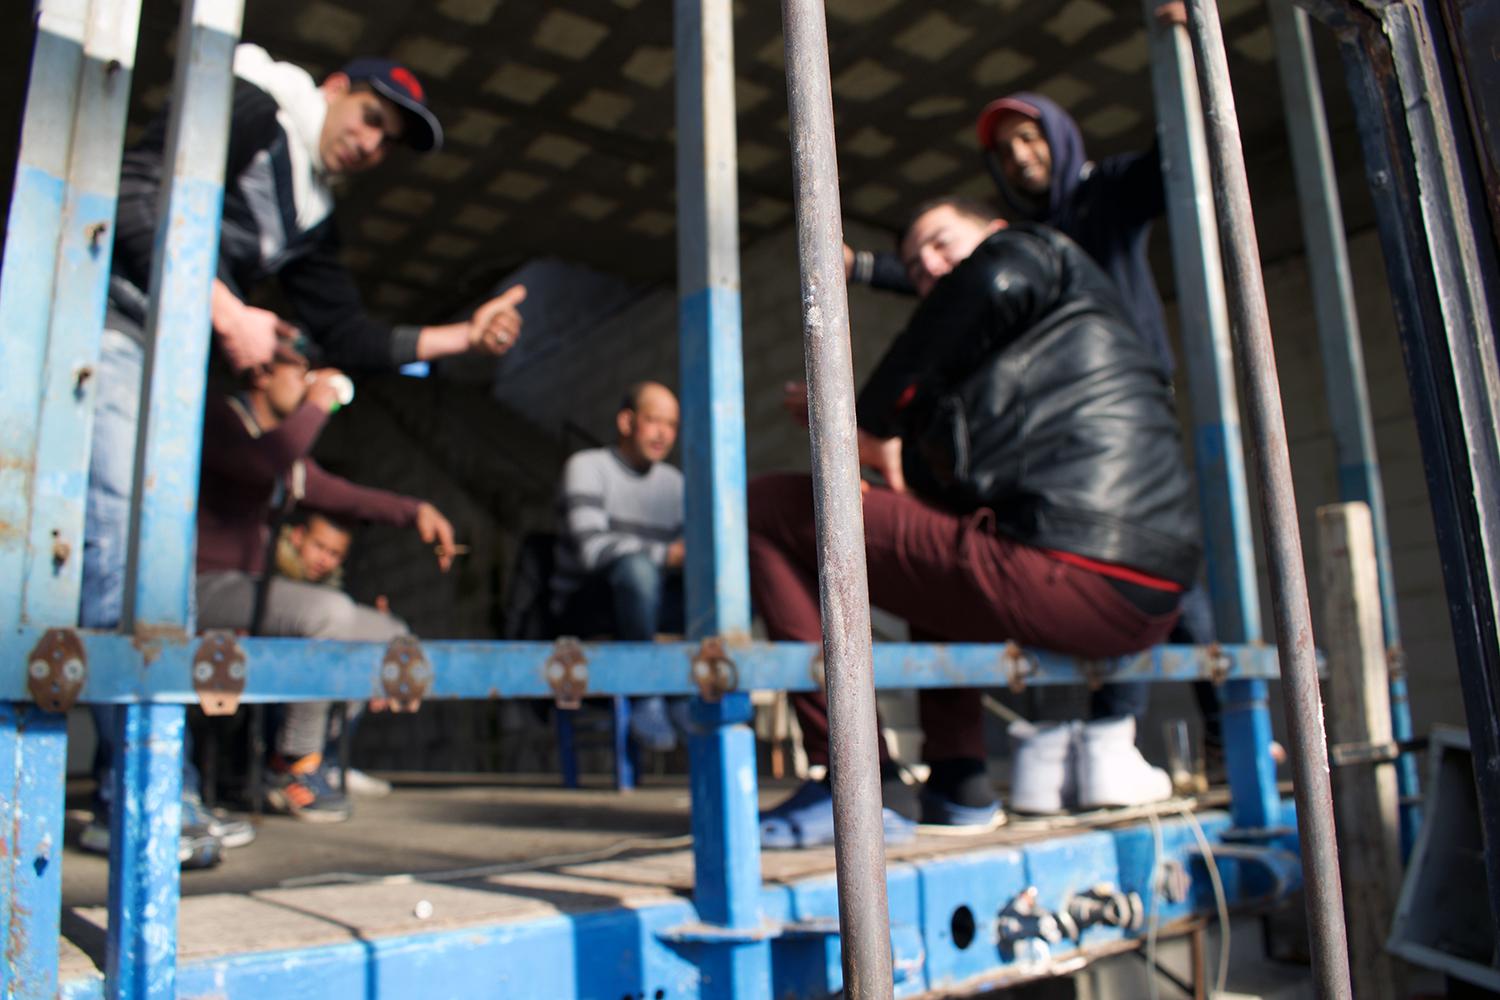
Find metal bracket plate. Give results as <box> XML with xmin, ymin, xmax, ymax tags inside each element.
<box><xmin>192</xmin><ymin>630</ymin><xmax>247</xmax><ymax>716</ymax></box>
<box><xmin>26</xmin><ymin>628</ymin><xmax>87</xmax><ymax>712</ymax></box>
<box><xmin>1004</xmin><ymin>642</ymin><xmax>1035</xmax><ymax>694</ymax></box>
<box><xmin>545</xmin><ymin>637</ymin><xmax>588</xmax><ymax>709</ymax></box>
<box><xmin>381</xmin><ymin>635</ymin><xmax>432</xmax><ymax>712</ymax></box>
<box><xmin>690</xmin><ymin>637</ymin><xmax>738</xmax><ymax>702</ymax></box>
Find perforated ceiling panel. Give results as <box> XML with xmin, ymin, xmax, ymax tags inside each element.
<box><xmin>119</xmin><ymin>0</ymin><xmax>1313</xmax><ymax>322</ymax></box>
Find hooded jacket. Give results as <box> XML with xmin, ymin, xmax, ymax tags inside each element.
<box><xmin>983</xmin><ymin>92</ymin><xmax>1172</xmax><ymax>374</ymax></box>
<box><xmin>107</xmin><ymin>45</ymin><xmax>421</xmax><ymax>371</ymax></box>
<box><xmin>854</xmin><ymin>95</ymin><xmax>1174</xmax><ymax>375</ymax></box>
<box><xmin>857</xmin><ymin>224</ymin><xmax>1201</xmax><ymax>587</ymax></box>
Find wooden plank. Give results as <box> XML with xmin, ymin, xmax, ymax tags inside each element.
<box><xmin>1317</xmin><ymin>501</ymin><xmax>1404</xmax><ymax>1000</ymax></box>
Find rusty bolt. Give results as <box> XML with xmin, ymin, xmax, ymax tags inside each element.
<box><xmin>51</xmin><ymin>530</ymin><xmax>71</xmax><ymax>567</ymax></box>
<box><xmin>86</xmin><ymin>222</ymin><xmax>109</xmax><ymax>250</ymax></box>
<box><xmin>75</xmin><ymin>366</ymin><xmax>93</xmax><ymax>394</ymax></box>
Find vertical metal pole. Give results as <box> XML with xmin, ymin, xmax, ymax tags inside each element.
<box><xmin>1268</xmin><ymin>0</ymin><xmax>1420</xmax><ymax>855</ymax></box>
<box><xmin>1142</xmin><ymin>0</ymin><xmax>1280</xmax><ymax>830</ymax></box>
<box><xmin>2</xmin><ymin>2</ymin><xmax>135</xmax><ymax>994</ymax></box>
<box><xmin>1307</xmin><ymin>0</ymin><xmax>1500</xmax><ymax>929</ymax></box>
<box><xmin>108</xmin><ymin>2</ymin><xmax>242</xmax><ymax>997</ymax></box>
<box><xmin>673</xmin><ymin>0</ymin><xmax>771</xmax><ymax>994</ymax></box>
<box><xmin>1183</xmin><ymin>0</ymin><xmax>1353</xmax><ymax>995</ymax></box>
<box><xmin>0</xmin><ymin>0</ymin><xmax>89</xmax><ymax>626</ymax></box>
<box><xmin>780</xmin><ymin>1</ymin><xmax>893</xmax><ymax>997</ymax></box>
<box><xmin>22</xmin><ymin>0</ymin><xmax>141</xmax><ymax>626</ymax></box>
<box><xmin>0</xmin><ymin>706</ymin><xmax>67</xmax><ymax>1000</ymax></box>
<box><xmin>104</xmin><ymin>704</ymin><xmax>187</xmax><ymax>1000</ymax></box>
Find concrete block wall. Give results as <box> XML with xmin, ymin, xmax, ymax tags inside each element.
<box><xmin>293</xmin><ymin>211</ymin><xmax>1463</xmax><ymax>776</ymax></box>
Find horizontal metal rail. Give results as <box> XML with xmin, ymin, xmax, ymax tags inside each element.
<box><xmin>5</xmin><ymin>634</ymin><xmax>1295</xmax><ymax>704</ymax></box>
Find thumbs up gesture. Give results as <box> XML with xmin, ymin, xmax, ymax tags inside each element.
<box><xmin>469</xmin><ymin>284</ymin><xmax>528</xmax><ymax>355</ymax></box>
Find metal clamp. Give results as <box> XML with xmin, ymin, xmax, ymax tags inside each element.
<box><xmin>1155</xmin><ymin>858</ymin><xmax>1192</xmax><ymax>904</ymax></box>
<box><xmin>1004</xmin><ymin>642</ymin><xmax>1036</xmax><ymax>694</ymax></box>
<box><xmin>27</xmin><ymin>629</ymin><xmax>87</xmax><ymax>712</ymax></box>
<box><xmin>690</xmin><ymin>637</ymin><xmax>738</xmax><ymax>702</ymax></box>
<box><xmin>545</xmin><ymin>637</ymin><xmax>589</xmax><ymax>710</ymax></box>
<box><xmin>381</xmin><ymin>636</ymin><xmax>432</xmax><ymax>712</ymax></box>
<box><xmin>1061</xmin><ymin>883</ymin><xmax>1144</xmax><ymax>938</ymax></box>
<box><xmin>192</xmin><ymin>631</ymin><xmax>246</xmax><ymax>716</ymax></box>
<box><xmin>1203</xmin><ymin>643</ymin><xmax>1232</xmax><ymax>685</ymax></box>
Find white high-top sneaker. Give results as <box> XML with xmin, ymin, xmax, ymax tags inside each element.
<box><xmin>1008</xmin><ymin>720</ymin><xmax>1077</xmax><ymax>814</ymax></box>
<box><xmin>1074</xmin><ymin>715</ymin><xmax>1173</xmax><ymax>809</ymax></box>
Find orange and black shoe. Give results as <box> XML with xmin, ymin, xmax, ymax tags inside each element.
<box><xmin>266</xmin><ymin>752</ymin><xmax>352</xmax><ymax>823</ymax></box>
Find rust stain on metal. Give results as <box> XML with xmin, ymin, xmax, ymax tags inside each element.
<box><xmin>381</xmin><ymin>636</ymin><xmax>431</xmax><ymax>712</ymax></box>
<box><xmin>544</xmin><ymin>637</ymin><xmax>588</xmax><ymax>709</ymax></box>
<box><xmin>192</xmin><ymin>631</ymin><xmax>246</xmax><ymax>716</ymax></box>
<box><xmin>690</xmin><ymin>637</ymin><xmax>739</xmax><ymax>702</ymax></box>
<box><xmin>27</xmin><ymin>629</ymin><xmax>87</xmax><ymax>712</ymax></box>
<box><xmin>1202</xmin><ymin>643</ymin><xmax>1232</xmax><ymax>686</ymax></box>
<box><xmin>131</xmin><ymin>622</ymin><xmax>189</xmax><ymax>668</ymax></box>
<box><xmin>1003</xmin><ymin>642</ymin><xmax>1035</xmax><ymax>694</ymax></box>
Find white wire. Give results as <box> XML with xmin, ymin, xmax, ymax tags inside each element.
<box><xmin>1145</xmin><ymin>810</ymin><xmax>1164</xmax><ymax>1000</ymax></box>
<box><xmin>1180</xmin><ymin>805</ymin><xmax>1231</xmax><ymax>997</ymax></box>
<box><xmin>276</xmin><ymin>832</ymin><xmax>697</xmax><ymax>889</ymax></box>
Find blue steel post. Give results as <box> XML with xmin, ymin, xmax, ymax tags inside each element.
<box><xmin>0</xmin><ymin>0</ymin><xmax>88</xmax><ymax>627</ymax></box>
<box><xmin>109</xmin><ymin>2</ymin><xmax>244</xmax><ymax>997</ymax></box>
<box><xmin>21</xmin><ymin>0</ymin><xmax>141</xmax><ymax>626</ymax></box>
<box><xmin>0</xmin><ymin>3</ymin><xmax>89</xmax><ymax>995</ymax></box>
<box><xmin>2</xmin><ymin>1</ymin><xmax>141</xmax><ymax>995</ymax></box>
<box><xmin>1143</xmin><ymin>1</ymin><xmax>1279</xmax><ymax>830</ymax></box>
<box><xmin>1268</xmin><ymin>0</ymin><xmax>1419</xmax><ymax>854</ymax></box>
<box><xmin>673</xmin><ymin>0</ymin><xmax>770</xmax><ymax>993</ymax></box>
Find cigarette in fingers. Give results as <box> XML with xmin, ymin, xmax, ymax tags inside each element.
<box><xmin>436</xmin><ymin>544</ymin><xmax>470</xmax><ymax>556</ymax></box>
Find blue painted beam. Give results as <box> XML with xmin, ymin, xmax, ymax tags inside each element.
<box><xmin>0</xmin><ymin>0</ymin><xmax>89</xmax><ymax>627</ymax></box>
<box><xmin>0</xmin><ymin>705</ymin><xmax>68</xmax><ymax>1000</ymax></box>
<box><xmin>0</xmin><ymin>635</ymin><xmax>1297</xmax><ymax>703</ymax></box>
<box><xmin>53</xmin><ymin>805</ymin><xmax>1297</xmax><ymax>1000</ymax></box>
<box><xmin>675</xmin><ymin>0</ymin><xmax>770</xmax><ymax>984</ymax></box>
<box><xmin>21</xmin><ymin>0</ymin><xmax>144</xmax><ymax>628</ymax></box>
<box><xmin>105</xmin><ymin>3</ymin><xmax>244</xmax><ymax>997</ymax></box>
<box><xmin>1142</xmin><ymin>3</ymin><xmax>1279</xmax><ymax>834</ymax></box>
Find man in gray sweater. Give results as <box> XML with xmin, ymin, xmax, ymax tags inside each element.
<box><xmin>552</xmin><ymin>382</ymin><xmax>685</xmax><ymax>750</ymax></box>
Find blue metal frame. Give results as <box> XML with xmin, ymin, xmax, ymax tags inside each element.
<box><xmin>52</xmin><ymin>803</ymin><xmax>1301</xmax><ymax>999</ymax></box>
<box><xmin>0</xmin><ymin>0</ymin><xmax>1383</xmax><ymax>994</ymax></box>
<box><xmin>1268</xmin><ymin>0</ymin><xmax>1420</xmax><ymax>855</ymax></box>
<box><xmin>1142</xmin><ymin>0</ymin><xmax>1280</xmax><ymax>832</ymax></box>
<box><xmin>105</xmin><ymin>3</ymin><xmax>243</xmax><ymax>996</ymax></box>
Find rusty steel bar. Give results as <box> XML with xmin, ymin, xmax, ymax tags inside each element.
<box><xmin>1182</xmin><ymin>0</ymin><xmax>1352</xmax><ymax>996</ymax></box>
<box><xmin>779</xmin><ymin>0</ymin><xmax>893</xmax><ymax>996</ymax></box>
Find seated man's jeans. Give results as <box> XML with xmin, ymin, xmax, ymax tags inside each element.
<box><xmin>82</xmin><ymin>330</ymin><xmax>202</xmax><ymax>807</ymax></box>
<box><xmin>557</xmin><ymin>551</ymin><xmax>685</xmax><ymax>640</ymax></box>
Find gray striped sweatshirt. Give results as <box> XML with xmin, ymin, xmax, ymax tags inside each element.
<box><xmin>551</xmin><ymin>447</ymin><xmax>684</xmax><ymax>611</ymax></box>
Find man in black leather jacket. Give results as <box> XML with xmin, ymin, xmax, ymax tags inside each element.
<box><xmin>751</xmin><ymin>197</ymin><xmax>1202</xmax><ymax>847</ymax></box>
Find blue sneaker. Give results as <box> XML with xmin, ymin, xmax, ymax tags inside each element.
<box><xmin>759</xmin><ymin>780</ymin><xmax>917</xmax><ymax>849</ymax></box>
<box><xmin>919</xmin><ymin>788</ymin><xmax>1004</xmax><ymax>831</ymax></box>
<box><xmin>629</xmin><ymin>696</ymin><xmax>679</xmax><ymax>753</ymax></box>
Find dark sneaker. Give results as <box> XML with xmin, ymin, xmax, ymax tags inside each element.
<box><xmin>266</xmin><ymin>753</ymin><xmax>352</xmax><ymax>823</ymax></box>
<box><xmin>758</xmin><ymin>779</ymin><xmax>917</xmax><ymax>850</ymax></box>
<box><xmin>182</xmin><ymin>794</ymin><xmax>256</xmax><ymax>848</ymax></box>
<box><xmin>629</xmin><ymin>695</ymin><xmax>679</xmax><ymax>753</ymax></box>
<box><xmin>79</xmin><ymin>812</ymin><xmax>223</xmax><ymax>870</ymax></box>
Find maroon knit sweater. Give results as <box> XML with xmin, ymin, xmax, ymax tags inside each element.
<box><xmin>196</xmin><ymin>394</ymin><xmax>421</xmax><ymax>575</ymax></box>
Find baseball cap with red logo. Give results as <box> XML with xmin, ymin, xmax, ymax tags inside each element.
<box><xmin>339</xmin><ymin>57</ymin><xmax>443</xmax><ymax>153</ymax></box>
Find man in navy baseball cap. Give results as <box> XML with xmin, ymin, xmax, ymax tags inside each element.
<box><xmin>336</xmin><ymin>57</ymin><xmax>444</xmax><ymax>154</ymax></box>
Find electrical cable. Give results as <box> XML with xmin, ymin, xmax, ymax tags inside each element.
<box><xmin>1180</xmin><ymin>805</ymin><xmax>1231</xmax><ymax>997</ymax></box>
<box><xmin>277</xmin><ymin>832</ymin><xmax>696</xmax><ymax>888</ymax></box>
<box><xmin>1146</xmin><ymin>810</ymin><xmax>1164</xmax><ymax>1000</ymax></box>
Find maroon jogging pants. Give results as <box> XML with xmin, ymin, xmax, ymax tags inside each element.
<box><xmin>746</xmin><ymin>473</ymin><xmax>1180</xmax><ymax>766</ymax></box>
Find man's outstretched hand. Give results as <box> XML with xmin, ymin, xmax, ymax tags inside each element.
<box><xmin>415</xmin><ymin>502</ymin><xmax>457</xmax><ymax>571</ymax></box>
<box><xmin>211</xmin><ymin>280</ymin><xmax>294</xmax><ymax>373</ymax></box>
<box><xmin>468</xmin><ymin>284</ymin><xmax>527</xmax><ymax>355</ymax></box>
